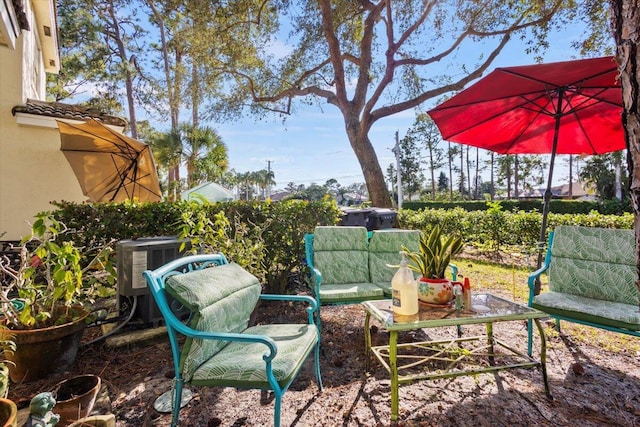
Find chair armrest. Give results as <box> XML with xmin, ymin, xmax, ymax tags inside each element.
<box><xmin>310</xmin><ymin>267</ymin><xmax>322</xmax><ymax>285</ymax></box>
<box><xmin>172</xmin><ymin>321</ymin><xmax>279</xmax><ymax>361</ymax></box>
<box><xmin>527</xmin><ymin>263</ymin><xmax>550</xmax><ymax>303</ymax></box>
<box><xmin>527</xmin><ymin>230</ymin><xmax>555</xmax><ymax>304</ymax></box>
<box><xmin>260</xmin><ymin>294</ymin><xmax>319</xmax><ymax>325</ymax></box>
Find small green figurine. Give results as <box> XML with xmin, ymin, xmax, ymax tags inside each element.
<box><xmin>26</xmin><ymin>392</ymin><xmax>60</xmax><ymax>427</ymax></box>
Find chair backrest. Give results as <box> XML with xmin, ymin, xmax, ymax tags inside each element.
<box><xmin>548</xmin><ymin>226</ymin><xmax>638</xmax><ymax>305</ymax></box>
<box><xmin>311</xmin><ymin>226</ymin><xmax>370</xmax><ymax>285</ymax></box>
<box><xmin>146</xmin><ymin>255</ymin><xmax>262</xmax><ymax>381</ymax></box>
<box><xmin>368</xmin><ymin>229</ymin><xmax>421</xmax><ymax>283</ymax></box>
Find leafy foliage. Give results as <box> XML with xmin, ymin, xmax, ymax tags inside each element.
<box><xmin>402</xmin><ymin>199</ymin><xmax>633</xmax><ymax>214</ymax></box>
<box><xmin>51</xmin><ymin>199</ymin><xmax>341</xmax><ymax>293</ymax></box>
<box><xmin>44</xmin><ymin>199</ymin><xmax>632</xmax><ymax>296</ymax></box>
<box><xmin>399</xmin><ymin>205</ymin><xmax>634</xmax><ymax>253</ymax></box>
<box><xmin>0</xmin><ymin>213</ymin><xmax>115</xmax><ymax>329</ymax></box>
<box><xmin>403</xmin><ymin>226</ymin><xmax>464</xmax><ymax>279</ymax></box>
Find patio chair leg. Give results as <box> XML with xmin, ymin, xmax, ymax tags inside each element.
<box><xmin>171</xmin><ymin>378</ymin><xmax>183</xmax><ymax>427</ymax></box>
<box><xmin>315</xmin><ymin>340</ymin><xmax>323</xmax><ymax>391</ymax></box>
<box><xmin>527</xmin><ymin>318</ymin><xmax>533</xmax><ymax>357</ymax></box>
<box><xmin>273</xmin><ymin>391</ymin><xmax>283</xmax><ymax>427</ymax></box>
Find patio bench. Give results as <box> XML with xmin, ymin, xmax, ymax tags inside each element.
<box><xmin>527</xmin><ymin>225</ymin><xmax>640</xmax><ymax>355</ymax></box>
<box><xmin>304</xmin><ymin>226</ymin><xmax>423</xmax><ymax>306</ymax></box>
<box><xmin>143</xmin><ymin>253</ymin><xmax>323</xmax><ymax>427</ymax></box>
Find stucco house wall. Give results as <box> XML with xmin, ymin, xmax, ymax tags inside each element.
<box><xmin>0</xmin><ymin>1</ymin><xmax>125</xmax><ymax>241</ymax></box>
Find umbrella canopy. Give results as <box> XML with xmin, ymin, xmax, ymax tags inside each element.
<box><xmin>428</xmin><ymin>56</ymin><xmax>624</xmax><ymax>155</ymax></box>
<box><xmin>182</xmin><ymin>181</ymin><xmax>235</xmax><ymax>202</ymax></box>
<box><xmin>58</xmin><ymin>119</ymin><xmax>162</xmax><ymax>203</ymax></box>
<box><xmin>427</xmin><ymin>56</ymin><xmax>624</xmax><ymax>281</ymax></box>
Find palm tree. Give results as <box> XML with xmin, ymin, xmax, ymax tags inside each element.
<box><xmin>149</xmin><ymin>123</ymin><xmax>229</xmax><ymax>199</ymax></box>
<box><xmin>178</xmin><ymin>124</ymin><xmax>228</xmax><ymax>188</ymax></box>
<box><xmin>148</xmin><ymin>128</ymin><xmax>182</xmax><ymax>200</ymax></box>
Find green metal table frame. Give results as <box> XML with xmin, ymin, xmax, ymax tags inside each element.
<box><xmin>363</xmin><ymin>294</ymin><xmax>552</xmax><ymax>422</ymax></box>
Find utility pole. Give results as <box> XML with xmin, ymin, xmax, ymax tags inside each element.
<box><xmin>393</xmin><ymin>131</ymin><xmax>403</xmax><ymax>209</ymax></box>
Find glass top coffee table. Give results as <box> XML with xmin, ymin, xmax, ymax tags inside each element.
<box><xmin>363</xmin><ymin>293</ymin><xmax>552</xmax><ymax>422</ymax></box>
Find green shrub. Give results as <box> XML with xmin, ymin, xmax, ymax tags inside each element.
<box><xmin>50</xmin><ymin>199</ymin><xmax>341</xmax><ymax>294</ymax></box>
<box><xmin>398</xmin><ymin>206</ymin><xmax>633</xmax><ymax>254</ymax></box>
<box><xmin>43</xmin><ymin>200</ymin><xmax>632</xmax><ymax>295</ymax></box>
<box><xmin>403</xmin><ymin>199</ymin><xmax>632</xmax><ymax>214</ymax></box>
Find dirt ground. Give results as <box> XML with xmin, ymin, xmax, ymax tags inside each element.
<box><xmin>8</xmin><ymin>278</ymin><xmax>640</xmax><ymax>426</ymax></box>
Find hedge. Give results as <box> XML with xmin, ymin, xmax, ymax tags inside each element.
<box><xmin>397</xmin><ymin>207</ymin><xmax>633</xmax><ymax>251</ymax></box>
<box><xmin>43</xmin><ymin>200</ymin><xmax>633</xmax><ymax>294</ymax></box>
<box><xmin>402</xmin><ymin>199</ymin><xmax>632</xmax><ymax>214</ymax></box>
<box><xmin>50</xmin><ymin>199</ymin><xmax>342</xmax><ymax>293</ymax></box>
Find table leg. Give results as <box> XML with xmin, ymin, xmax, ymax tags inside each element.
<box><xmin>534</xmin><ymin>318</ymin><xmax>553</xmax><ymax>400</ymax></box>
<box><xmin>390</xmin><ymin>330</ymin><xmax>399</xmax><ymax>422</ymax></box>
<box><xmin>486</xmin><ymin>322</ymin><xmax>495</xmax><ymax>365</ymax></box>
<box><xmin>364</xmin><ymin>311</ymin><xmax>372</xmax><ymax>372</ymax></box>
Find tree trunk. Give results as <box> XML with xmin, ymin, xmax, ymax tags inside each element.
<box><xmin>514</xmin><ymin>155</ymin><xmax>520</xmax><ymax>198</ymax></box>
<box><xmin>448</xmin><ymin>143</ymin><xmax>454</xmax><ymax>200</ymax></box>
<box><xmin>429</xmin><ymin>147</ymin><xmax>436</xmax><ymax>200</ymax></box>
<box><xmin>346</xmin><ymin>123</ymin><xmax>391</xmax><ymax>207</ymax></box>
<box><xmin>106</xmin><ymin>0</ymin><xmax>138</xmax><ymax>138</ymax></box>
<box><xmin>610</xmin><ymin>0</ymin><xmax>640</xmax><ymax>307</ymax></box>
<box><xmin>490</xmin><ymin>152</ymin><xmax>495</xmax><ymax>200</ymax></box>
<box><xmin>569</xmin><ymin>154</ymin><xmax>574</xmax><ymax>198</ymax></box>
<box><xmin>460</xmin><ymin>146</ymin><xmax>464</xmax><ymax>196</ymax></box>
<box><xmin>474</xmin><ymin>148</ymin><xmax>480</xmax><ymax>200</ymax></box>
<box><xmin>466</xmin><ymin>146</ymin><xmax>471</xmax><ymax>200</ymax></box>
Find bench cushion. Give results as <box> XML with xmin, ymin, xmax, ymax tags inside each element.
<box><xmin>548</xmin><ymin>226</ymin><xmax>638</xmax><ymax>305</ymax></box>
<box><xmin>532</xmin><ymin>291</ymin><xmax>640</xmax><ymax>331</ymax></box>
<box><xmin>165</xmin><ymin>262</ymin><xmax>262</xmax><ymax>381</ymax></box>
<box><xmin>318</xmin><ymin>283</ymin><xmax>385</xmax><ymax>303</ymax></box>
<box><xmin>190</xmin><ymin>323</ymin><xmax>318</xmax><ymax>388</ymax></box>
<box><xmin>368</xmin><ymin>229</ymin><xmax>421</xmax><ymax>295</ymax></box>
<box><xmin>313</xmin><ymin>226</ymin><xmax>370</xmax><ymax>285</ymax></box>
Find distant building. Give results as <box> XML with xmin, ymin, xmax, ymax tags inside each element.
<box><xmin>340</xmin><ymin>192</ymin><xmax>368</xmax><ymax>206</ymax></box>
<box><xmin>519</xmin><ymin>181</ymin><xmax>594</xmax><ymax>200</ymax></box>
<box><xmin>550</xmin><ymin>181</ymin><xmax>594</xmax><ymax>199</ymax></box>
<box><xmin>268</xmin><ymin>191</ymin><xmax>292</xmax><ymax>201</ymax></box>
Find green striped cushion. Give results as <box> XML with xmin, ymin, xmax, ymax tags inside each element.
<box><xmin>318</xmin><ymin>283</ymin><xmax>384</xmax><ymax>303</ymax></box>
<box><xmin>368</xmin><ymin>229</ymin><xmax>421</xmax><ymax>292</ymax></box>
<box><xmin>165</xmin><ymin>263</ymin><xmax>262</xmax><ymax>381</ymax></box>
<box><xmin>191</xmin><ymin>323</ymin><xmax>318</xmax><ymax>388</ymax></box>
<box><xmin>313</xmin><ymin>226</ymin><xmax>370</xmax><ymax>284</ymax></box>
<box><xmin>532</xmin><ymin>291</ymin><xmax>640</xmax><ymax>331</ymax></box>
<box><xmin>548</xmin><ymin>226</ymin><xmax>638</xmax><ymax>305</ymax></box>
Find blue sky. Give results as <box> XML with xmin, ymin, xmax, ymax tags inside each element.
<box><xmin>213</xmin><ymin>22</ymin><xmax>606</xmax><ymax>192</ymax></box>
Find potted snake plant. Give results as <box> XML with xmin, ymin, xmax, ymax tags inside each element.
<box><xmin>0</xmin><ymin>212</ymin><xmax>115</xmax><ymax>382</ymax></box>
<box><xmin>403</xmin><ymin>226</ymin><xmax>464</xmax><ymax>305</ymax></box>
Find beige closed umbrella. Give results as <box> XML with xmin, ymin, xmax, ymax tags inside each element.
<box><xmin>58</xmin><ymin>118</ymin><xmax>162</xmax><ymax>202</ymax></box>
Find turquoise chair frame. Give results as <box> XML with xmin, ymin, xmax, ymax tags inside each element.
<box><xmin>143</xmin><ymin>253</ymin><xmax>323</xmax><ymax>427</ymax></box>
<box><xmin>526</xmin><ymin>230</ymin><xmax>640</xmax><ymax>356</ymax></box>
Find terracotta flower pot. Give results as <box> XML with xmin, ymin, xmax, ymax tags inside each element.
<box><xmin>0</xmin><ymin>398</ymin><xmax>17</xmax><ymax>427</ymax></box>
<box><xmin>53</xmin><ymin>374</ymin><xmax>101</xmax><ymax>427</ymax></box>
<box><xmin>3</xmin><ymin>307</ymin><xmax>89</xmax><ymax>383</ymax></box>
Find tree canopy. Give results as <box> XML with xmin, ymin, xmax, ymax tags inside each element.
<box><xmin>51</xmin><ymin>0</ymin><xmax>611</xmax><ymax>206</ymax></box>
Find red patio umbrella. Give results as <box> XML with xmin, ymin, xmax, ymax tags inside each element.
<box><xmin>427</xmin><ymin>56</ymin><xmax>624</xmax><ymax>286</ymax></box>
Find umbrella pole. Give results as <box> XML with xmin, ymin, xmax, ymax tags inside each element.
<box><xmin>535</xmin><ymin>89</ymin><xmax>565</xmax><ymax>295</ymax></box>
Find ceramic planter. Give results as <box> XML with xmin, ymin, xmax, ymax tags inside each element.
<box><xmin>2</xmin><ymin>307</ymin><xmax>89</xmax><ymax>383</ymax></box>
<box><xmin>417</xmin><ymin>277</ymin><xmax>462</xmax><ymax>305</ymax></box>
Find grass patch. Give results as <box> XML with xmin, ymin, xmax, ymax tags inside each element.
<box><xmin>454</xmin><ymin>256</ymin><xmax>640</xmax><ymax>354</ymax></box>
<box><xmin>453</xmin><ymin>256</ymin><xmax>540</xmax><ymax>305</ymax></box>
